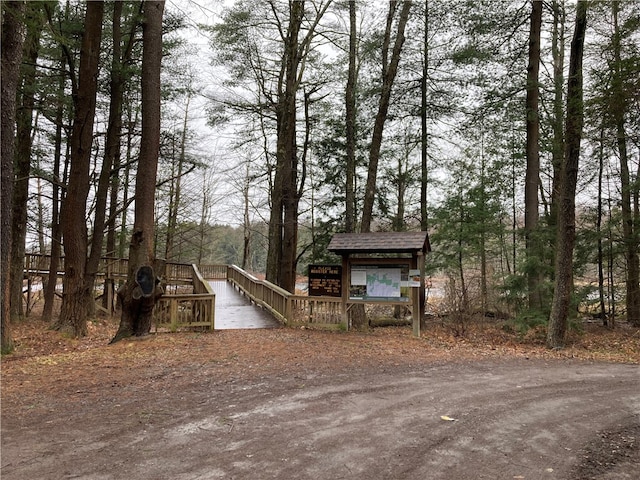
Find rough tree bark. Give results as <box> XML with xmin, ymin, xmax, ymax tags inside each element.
<box><xmin>54</xmin><ymin>0</ymin><xmax>104</xmax><ymax>337</ymax></box>
<box><xmin>278</xmin><ymin>0</ymin><xmax>305</xmax><ymax>294</ymax></box>
<box><xmin>547</xmin><ymin>1</ymin><xmax>565</xmax><ymax>267</ymax></box>
<box><xmin>93</xmin><ymin>1</ymin><xmax>142</xmax><ymax>314</ymax></box>
<box><xmin>610</xmin><ymin>1</ymin><xmax>640</xmax><ymax>328</ymax></box>
<box><xmin>524</xmin><ymin>0</ymin><xmax>543</xmax><ymax>311</ymax></box>
<box><xmin>345</xmin><ymin>0</ymin><xmax>357</xmax><ymax>233</ymax></box>
<box><xmin>266</xmin><ymin>2</ymin><xmax>304</xmax><ymax>290</ymax></box>
<box><xmin>1</xmin><ymin>0</ymin><xmax>26</xmax><ymax>353</ymax></box>
<box><xmin>547</xmin><ymin>1</ymin><xmax>587</xmax><ymax>349</ymax></box>
<box><xmin>360</xmin><ymin>0</ymin><xmax>412</xmax><ymax>233</ymax></box>
<box><xmin>354</xmin><ymin>0</ymin><xmax>412</xmax><ymax>330</ymax></box>
<box><xmin>10</xmin><ymin>2</ymin><xmax>43</xmax><ymax>319</ymax></box>
<box><xmin>420</xmin><ymin>0</ymin><xmax>429</xmax><ymax>233</ymax></box>
<box><xmin>265</xmin><ymin>0</ymin><xmax>330</xmax><ymax>292</ymax></box>
<box><xmin>111</xmin><ymin>0</ymin><xmax>165</xmax><ymax>343</ymax></box>
<box><xmin>42</xmin><ymin>45</ymin><xmax>67</xmax><ymax>321</ymax></box>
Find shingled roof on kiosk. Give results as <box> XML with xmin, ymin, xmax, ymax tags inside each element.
<box><xmin>327</xmin><ymin>231</ymin><xmax>431</xmax><ymax>255</ymax></box>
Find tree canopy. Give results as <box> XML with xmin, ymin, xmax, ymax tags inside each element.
<box><xmin>2</xmin><ymin>0</ymin><xmax>639</xmax><ymax>350</ymax></box>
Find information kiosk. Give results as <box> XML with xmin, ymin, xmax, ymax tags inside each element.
<box><xmin>327</xmin><ymin>231</ymin><xmax>431</xmax><ymax>337</ymax></box>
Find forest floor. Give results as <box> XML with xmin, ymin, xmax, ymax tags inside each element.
<box><xmin>2</xmin><ymin>314</ymin><xmax>639</xmax><ymax>479</ymax></box>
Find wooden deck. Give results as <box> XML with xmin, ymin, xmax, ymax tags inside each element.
<box><xmin>209</xmin><ymin>280</ymin><xmax>280</xmax><ymax>329</ymax></box>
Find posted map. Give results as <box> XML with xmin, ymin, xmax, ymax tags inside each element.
<box><xmin>350</xmin><ymin>265</ymin><xmax>408</xmax><ymax>301</ymax></box>
<box><xmin>366</xmin><ymin>268</ymin><xmax>401</xmax><ymax>298</ymax></box>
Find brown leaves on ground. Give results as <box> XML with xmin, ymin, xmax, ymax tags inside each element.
<box><xmin>2</xmin><ymin>316</ymin><xmax>639</xmax><ymax>419</ymax></box>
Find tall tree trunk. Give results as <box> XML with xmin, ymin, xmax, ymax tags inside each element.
<box><xmin>242</xmin><ymin>161</ymin><xmax>251</xmax><ymax>270</ymax></box>
<box><xmin>86</xmin><ymin>0</ymin><xmax>124</xmax><ymax>313</ymax></box>
<box><xmin>103</xmin><ymin>46</ymin><xmax>123</xmax><ymax>313</ymax></box>
<box><xmin>89</xmin><ymin>0</ymin><xmax>142</xmax><ymax>315</ymax></box>
<box><xmin>1</xmin><ymin>0</ymin><xmax>26</xmax><ymax>353</ymax></box>
<box><xmin>11</xmin><ymin>3</ymin><xmax>43</xmax><ymax>319</ymax></box>
<box><xmin>524</xmin><ymin>0</ymin><xmax>543</xmax><ymax>311</ymax></box>
<box><xmin>55</xmin><ymin>0</ymin><xmax>104</xmax><ymax>338</ymax></box>
<box><xmin>547</xmin><ymin>1</ymin><xmax>587</xmax><ymax>349</ymax></box>
<box><xmin>267</xmin><ymin>0</ymin><xmax>302</xmax><ymax>291</ymax></box>
<box><xmin>266</xmin><ymin>163</ymin><xmax>284</xmax><ymax>285</ymax></box>
<box><xmin>596</xmin><ymin>126</ymin><xmax>608</xmax><ymax>326</ymax></box>
<box><xmin>165</xmin><ymin>90</ymin><xmax>191</xmax><ymax>262</ymax></box>
<box><xmin>549</xmin><ymin>0</ymin><xmax>565</xmax><ymax>247</ymax></box>
<box><xmin>345</xmin><ymin>0</ymin><xmax>357</xmax><ymax>233</ymax></box>
<box><xmin>265</xmin><ymin>0</ymin><xmax>329</xmax><ymax>291</ymax></box>
<box><xmin>457</xmin><ymin>188</ymin><xmax>468</xmax><ymax>310</ymax></box>
<box><xmin>420</xmin><ymin>0</ymin><xmax>429</xmax><ymax>232</ymax></box>
<box><xmin>119</xmin><ymin>105</ymin><xmax>138</xmax><ymax>259</ymax></box>
<box><xmin>360</xmin><ymin>0</ymin><xmax>412</xmax><ymax>233</ymax></box>
<box><xmin>342</xmin><ymin>0</ymin><xmax>366</xmax><ymax>329</ymax></box>
<box><xmin>42</xmin><ymin>51</ymin><xmax>67</xmax><ymax>321</ymax></box>
<box><xmin>610</xmin><ymin>1</ymin><xmax>640</xmax><ymax>328</ymax></box>
<box><xmin>607</xmin><ymin>195</ymin><xmax>616</xmax><ymax>327</ymax></box>
<box><xmin>112</xmin><ymin>0</ymin><xmax>165</xmax><ymax>343</ymax></box>
<box><xmin>278</xmin><ymin>0</ymin><xmax>304</xmax><ymax>293</ymax></box>
<box><xmin>418</xmin><ymin>0</ymin><xmax>429</xmax><ymax>328</ymax></box>
<box><xmin>42</xmin><ymin>116</ymin><xmax>66</xmax><ymax>322</ymax></box>
<box><xmin>352</xmin><ymin>1</ymin><xmax>412</xmax><ymax>330</ymax></box>
<box><xmin>511</xmin><ymin>143</ymin><xmax>517</xmax><ymax>272</ymax></box>
<box><xmin>479</xmin><ymin>134</ymin><xmax>487</xmax><ymax>313</ymax></box>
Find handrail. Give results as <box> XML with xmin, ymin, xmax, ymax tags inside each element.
<box><xmin>225</xmin><ymin>265</ymin><xmax>344</xmax><ymax>327</ymax></box>
<box><xmin>154</xmin><ymin>264</ymin><xmax>215</xmax><ymax>331</ymax></box>
<box><xmin>154</xmin><ymin>293</ymin><xmax>215</xmax><ymax>332</ymax></box>
<box><xmin>24</xmin><ymin>253</ymin><xmax>194</xmax><ymax>282</ymax></box>
<box><xmin>197</xmin><ymin>264</ymin><xmax>227</xmax><ymax>280</ymax></box>
<box><xmin>289</xmin><ymin>294</ymin><xmax>343</xmax><ymax>327</ymax></box>
<box><xmin>191</xmin><ymin>264</ymin><xmax>215</xmax><ymax>295</ymax></box>
<box><xmin>23</xmin><ymin>254</ymin><xmax>345</xmax><ymax>329</ymax></box>
<box><xmin>226</xmin><ymin>265</ymin><xmax>291</xmax><ymax>323</ymax></box>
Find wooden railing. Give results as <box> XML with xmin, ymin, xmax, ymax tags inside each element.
<box><xmin>154</xmin><ymin>293</ymin><xmax>215</xmax><ymax>331</ymax></box>
<box><xmin>154</xmin><ymin>264</ymin><xmax>215</xmax><ymax>331</ymax></box>
<box><xmin>23</xmin><ymin>254</ymin><xmax>347</xmax><ymax>330</ymax></box>
<box><xmin>24</xmin><ymin>253</ymin><xmax>195</xmax><ymax>284</ymax></box>
<box><xmin>197</xmin><ymin>264</ymin><xmax>227</xmax><ymax>280</ymax></box>
<box><xmin>24</xmin><ymin>253</ymin><xmax>61</xmax><ymax>275</ymax></box>
<box><xmin>289</xmin><ymin>295</ymin><xmax>344</xmax><ymax>328</ymax></box>
<box><xmin>226</xmin><ymin>265</ymin><xmax>291</xmax><ymax>322</ymax></box>
<box><xmin>101</xmin><ymin>257</ymin><xmax>128</xmax><ymax>278</ymax></box>
<box><xmin>226</xmin><ymin>265</ymin><xmax>345</xmax><ymax>328</ymax></box>
<box><xmin>164</xmin><ymin>262</ymin><xmax>194</xmax><ymax>283</ymax></box>
<box><xmin>191</xmin><ymin>264</ymin><xmax>215</xmax><ymax>295</ymax></box>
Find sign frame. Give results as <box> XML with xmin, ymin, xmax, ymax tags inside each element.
<box><xmin>307</xmin><ymin>264</ymin><xmax>342</xmax><ymax>297</ymax></box>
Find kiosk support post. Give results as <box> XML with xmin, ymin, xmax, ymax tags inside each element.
<box><xmin>341</xmin><ymin>255</ymin><xmax>349</xmax><ymax>330</ymax></box>
<box><xmin>411</xmin><ymin>253</ymin><xmax>422</xmax><ymax>338</ymax></box>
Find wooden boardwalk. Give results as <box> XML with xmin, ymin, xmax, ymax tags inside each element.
<box><xmin>209</xmin><ymin>280</ymin><xmax>281</xmax><ymax>330</ymax></box>
<box><xmin>23</xmin><ymin>255</ymin><xmax>344</xmax><ymax>330</ymax></box>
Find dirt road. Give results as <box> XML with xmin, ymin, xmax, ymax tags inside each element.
<box><xmin>2</xmin><ymin>348</ymin><xmax>638</xmax><ymax>479</ymax></box>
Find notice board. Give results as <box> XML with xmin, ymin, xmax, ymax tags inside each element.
<box><xmin>308</xmin><ymin>265</ymin><xmax>342</xmax><ymax>297</ymax></box>
<box><xmin>349</xmin><ymin>264</ymin><xmax>410</xmax><ymax>302</ymax></box>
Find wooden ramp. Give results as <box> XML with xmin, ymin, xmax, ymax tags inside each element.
<box><xmin>209</xmin><ymin>280</ymin><xmax>281</xmax><ymax>330</ymax></box>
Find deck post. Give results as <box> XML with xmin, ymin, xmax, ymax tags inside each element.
<box><xmin>341</xmin><ymin>255</ymin><xmax>349</xmax><ymax>330</ymax></box>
